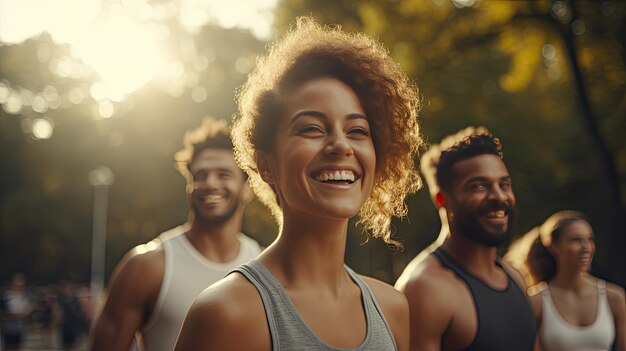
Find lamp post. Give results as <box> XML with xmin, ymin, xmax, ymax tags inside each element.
<box><xmin>88</xmin><ymin>165</ymin><xmax>114</xmax><ymax>304</ymax></box>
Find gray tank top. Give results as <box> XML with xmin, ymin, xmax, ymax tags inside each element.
<box><xmin>230</xmin><ymin>259</ymin><xmax>397</xmax><ymax>350</ymax></box>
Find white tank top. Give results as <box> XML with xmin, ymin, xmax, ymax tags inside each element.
<box><xmin>141</xmin><ymin>230</ymin><xmax>262</xmax><ymax>351</ymax></box>
<box><xmin>540</xmin><ymin>280</ymin><xmax>615</xmax><ymax>351</ymax></box>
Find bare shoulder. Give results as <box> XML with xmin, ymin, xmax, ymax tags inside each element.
<box><xmin>400</xmin><ymin>254</ymin><xmax>463</xmax><ymax>325</ymax></box>
<box><xmin>605</xmin><ymin>281</ymin><xmax>626</xmax><ymax>313</ymax></box>
<box><xmin>110</xmin><ymin>243</ymin><xmax>165</xmax><ymax>293</ymax></box>
<box><xmin>91</xmin><ymin>242</ymin><xmax>166</xmax><ymax>350</ymax></box>
<box><xmin>394</xmin><ymin>244</ymin><xmax>438</xmax><ymax>291</ymax></box>
<box><xmin>176</xmin><ymin>273</ymin><xmax>269</xmax><ymax>350</ymax></box>
<box><xmin>361</xmin><ymin>275</ymin><xmax>407</xmax><ymax>311</ymax></box>
<box><xmin>101</xmin><ymin>243</ymin><xmax>166</xmax><ymax>316</ymax></box>
<box><xmin>401</xmin><ymin>254</ymin><xmax>460</xmax><ymax>298</ymax></box>
<box><xmin>606</xmin><ymin>281</ymin><xmax>625</xmax><ymax>298</ymax></box>
<box><xmin>399</xmin><ymin>254</ymin><xmax>462</xmax><ymax>350</ymax></box>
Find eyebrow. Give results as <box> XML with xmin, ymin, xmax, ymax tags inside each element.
<box><xmin>464</xmin><ymin>175</ymin><xmax>512</xmax><ymax>184</ymax></box>
<box><xmin>191</xmin><ymin>168</ymin><xmax>234</xmax><ymax>175</ymax></box>
<box><xmin>289</xmin><ymin>110</ymin><xmax>368</xmax><ymax>126</ymax></box>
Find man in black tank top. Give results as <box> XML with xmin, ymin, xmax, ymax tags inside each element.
<box><xmin>396</xmin><ymin>131</ymin><xmax>536</xmax><ymax>351</ymax></box>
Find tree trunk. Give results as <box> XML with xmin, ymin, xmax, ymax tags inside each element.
<box><xmin>555</xmin><ymin>0</ymin><xmax>626</xmax><ymax>287</ymax></box>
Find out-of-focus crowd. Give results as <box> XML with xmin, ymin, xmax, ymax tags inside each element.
<box><xmin>0</xmin><ymin>273</ymin><xmax>92</xmax><ymax>351</ymax></box>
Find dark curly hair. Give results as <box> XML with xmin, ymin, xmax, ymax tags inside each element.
<box><xmin>174</xmin><ymin>117</ymin><xmax>244</xmax><ymax>182</ymax></box>
<box><xmin>436</xmin><ymin>132</ymin><xmax>503</xmax><ymax>193</ymax></box>
<box><xmin>232</xmin><ymin>17</ymin><xmax>422</xmax><ymax>245</ymax></box>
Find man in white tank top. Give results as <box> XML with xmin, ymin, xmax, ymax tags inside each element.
<box><xmin>90</xmin><ymin>118</ymin><xmax>262</xmax><ymax>351</ymax></box>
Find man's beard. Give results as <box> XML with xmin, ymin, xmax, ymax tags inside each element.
<box><xmin>451</xmin><ymin>201</ymin><xmax>515</xmax><ymax>247</ymax></box>
<box><xmin>192</xmin><ymin>191</ymin><xmax>242</xmax><ymax>225</ymax></box>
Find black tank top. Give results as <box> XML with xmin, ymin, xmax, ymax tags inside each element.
<box><xmin>433</xmin><ymin>248</ymin><xmax>536</xmax><ymax>351</ymax></box>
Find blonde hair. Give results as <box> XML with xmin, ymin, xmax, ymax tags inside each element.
<box><xmin>232</xmin><ymin>17</ymin><xmax>422</xmax><ymax>246</ymax></box>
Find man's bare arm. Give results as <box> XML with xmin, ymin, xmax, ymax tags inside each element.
<box><xmin>90</xmin><ymin>250</ymin><xmax>163</xmax><ymax>351</ymax></box>
<box><xmin>400</xmin><ymin>271</ymin><xmax>452</xmax><ymax>351</ymax></box>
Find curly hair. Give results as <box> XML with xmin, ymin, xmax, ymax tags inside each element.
<box><xmin>421</xmin><ymin>126</ymin><xmax>491</xmax><ymax>201</ymax></box>
<box><xmin>436</xmin><ymin>131</ymin><xmax>503</xmax><ymax>193</ymax></box>
<box><xmin>174</xmin><ymin>117</ymin><xmax>238</xmax><ymax>182</ymax></box>
<box><xmin>232</xmin><ymin>17</ymin><xmax>422</xmax><ymax>246</ymax></box>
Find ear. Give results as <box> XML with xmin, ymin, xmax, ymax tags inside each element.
<box><xmin>435</xmin><ymin>192</ymin><xmax>446</xmax><ymax>208</ymax></box>
<box><xmin>241</xmin><ymin>180</ymin><xmax>254</xmax><ymax>205</ymax></box>
<box><xmin>257</xmin><ymin>152</ymin><xmax>276</xmax><ymax>184</ymax></box>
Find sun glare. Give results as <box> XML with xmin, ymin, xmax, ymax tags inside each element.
<box><xmin>74</xmin><ymin>11</ymin><xmax>165</xmax><ymax>100</ymax></box>
<box><xmin>0</xmin><ymin>0</ymin><xmax>277</xmax><ymax>106</ymax></box>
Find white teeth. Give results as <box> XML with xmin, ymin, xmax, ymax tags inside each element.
<box><xmin>315</xmin><ymin>170</ymin><xmax>355</xmax><ymax>182</ymax></box>
<box><xmin>487</xmin><ymin>211</ymin><xmax>505</xmax><ymax>219</ymax></box>
<box><xmin>203</xmin><ymin>194</ymin><xmax>223</xmax><ymax>203</ymax></box>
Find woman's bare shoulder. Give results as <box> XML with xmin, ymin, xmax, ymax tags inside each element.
<box><xmin>360</xmin><ymin>275</ymin><xmax>407</xmax><ymax>309</ymax></box>
<box><xmin>604</xmin><ymin>280</ymin><xmax>625</xmax><ymax>313</ymax></box>
<box><xmin>176</xmin><ymin>273</ymin><xmax>270</xmax><ymax>350</ymax></box>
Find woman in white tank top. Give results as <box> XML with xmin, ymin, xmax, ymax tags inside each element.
<box><xmin>506</xmin><ymin>211</ymin><xmax>625</xmax><ymax>350</ymax></box>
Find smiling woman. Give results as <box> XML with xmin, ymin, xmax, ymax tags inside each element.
<box><xmin>175</xmin><ymin>16</ymin><xmax>422</xmax><ymax>351</ymax></box>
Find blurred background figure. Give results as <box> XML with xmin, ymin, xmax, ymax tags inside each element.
<box><xmin>90</xmin><ymin>117</ymin><xmax>262</xmax><ymax>351</ymax></box>
<box><xmin>396</xmin><ymin>126</ymin><xmax>486</xmax><ymax>290</ymax></box>
<box><xmin>506</xmin><ymin>211</ymin><xmax>625</xmax><ymax>350</ymax></box>
<box><xmin>0</xmin><ymin>273</ymin><xmax>32</xmax><ymax>351</ymax></box>
<box><xmin>57</xmin><ymin>281</ymin><xmax>89</xmax><ymax>351</ymax></box>
<box><xmin>28</xmin><ymin>286</ymin><xmax>57</xmax><ymax>347</ymax></box>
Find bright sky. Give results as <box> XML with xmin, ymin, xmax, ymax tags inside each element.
<box><xmin>0</xmin><ymin>0</ymin><xmax>277</xmax><ymax>100</ymax></box>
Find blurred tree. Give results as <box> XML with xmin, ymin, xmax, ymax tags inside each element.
<box><xmin>0</xmin><ymin>23</ymin><xmax>277</xmax><ymax>284</ymax></box>
<box><xmin>275</xmin><ymin>0</ymin><xmax>626</xmax><ymax>285</ymax></box>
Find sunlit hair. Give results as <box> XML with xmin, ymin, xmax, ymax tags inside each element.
<box><xmin>436</xmin><ymin>131</ymin><xmax>503</xmax><ymax>193</ymax></box>
<box><xmin>232</xmin><ymin>16</ymin><xmax>422</xmax><ymax>246</ymax></box>
<box><xmin>504</xmin><ymin>227</ymin><xmax>542</xmax><ymax>287</ymax></box>
<box><xmin>422</xmin><ymin>126</ymin><xmax>490</xmax><ymax>202</ymax></box>
<box><xmin>505</xmin><ymin>210</ymin><xmax>589</xmax><ymax>285</ymax></box>
<box><xmin>174</xmin><ymin>117</ymin><xmax>238</xmax><ymax>182</ymax></box>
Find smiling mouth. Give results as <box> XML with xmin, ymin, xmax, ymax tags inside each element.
<box><xmin>202</xmin><ymin>194</ymin><xmax>224</xmax><ymax>204</ymax></box>
<box><xmin>313</xmin><ymin>170</ymin><xmax>357</xmax><ymax>184</ymax></box>
<box><xmin>485</xmin><ymin>210</ymin><xmax>506</xmax><ymax>219</ymax></box>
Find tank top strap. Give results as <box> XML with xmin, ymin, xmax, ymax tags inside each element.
<box><xmin>597</xmin><ymin>279</ymin><xmax>607</xmax><ymax>296</ymax></box>
<box><xmin>344</xmin><ymin>266</ymin><xmax>398</xmax><ymax>351</ymax></box>
<box><xmin>229</xmin><ymin>260</ymin><xmax>397</xmax><ymax>351</ymax></box>
<box><xmin>229</xmin><ymin>261</ymin><xmax>281</xmax><ymax>350</ymax></box>
<box><xmin>433</xmin><ymin>247</ymin><xmax>467</xmax><ymax>278</ymax></box>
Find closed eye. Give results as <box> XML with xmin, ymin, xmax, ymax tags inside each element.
<box><xmin>348</xmin><ymin>127</ymin><xmax>370</xmax><ymax>137</ymax></box>
<box><xmin>298</xmin><ymin>125</ymin><xmax>325</xmax><ymax>135</ymax></box>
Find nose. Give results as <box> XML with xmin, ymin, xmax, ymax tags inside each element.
<box><xmin>195</xmin><ymin>173</ymin><xmax>219</xmax><ymax>189</ymax></box>
<box><xmin>488</xmin><ymin>184</ymin><xmax>508</xmax><ymax>202</ymax></box>
<box><xmin>324</xmin><ymin>132</ymin><xmax>354</xmax><ymax>157</ymax></box>
<box><xmin>581</xmin><ymin>239</ymin><xmax>592</xmax><ymax>252</ymax></box>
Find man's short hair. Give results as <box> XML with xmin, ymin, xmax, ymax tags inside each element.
<box><xmin>174</xmin><ymin>117</ymin><xmax>241</xmax><ymax>180</ymax></box>
<box><xmin>435</xmin><ymin>131</ymin><xmax>503</xmax><ymax>193</ymax></box>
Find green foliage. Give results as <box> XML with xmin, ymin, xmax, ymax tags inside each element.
<box><xmin>0</xmin><ymin>25</ymin><xmax>274</xmax><ymax>284</ymax></box>
<box><xmin>1</xmin><ymin>0</ymin><xmax>624</xmax><ymax>285</ymax></box>
<box><xmin>275</xmin><ymin>0</ymin><xmax>626</xmax><ymax>283</ymax></box>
